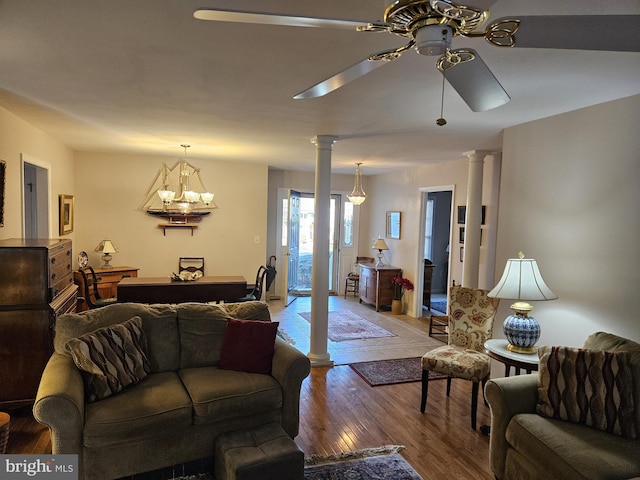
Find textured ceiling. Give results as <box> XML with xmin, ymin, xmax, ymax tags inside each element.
<box><xmin>0</xmin><ymin>0</ymin><xmax>638</xmax><ymax>173</ymax></box>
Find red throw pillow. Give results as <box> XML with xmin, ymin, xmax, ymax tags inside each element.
<box><xmin>219</xmin><ymin>318</ymin><xmax>279</xmax><ymax>374</ymax></box>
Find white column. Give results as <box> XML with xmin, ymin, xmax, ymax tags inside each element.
<box><xmin>462</xmin><ymin>150</ymin><xmax>490</xmax><ymax>288</ymax></box>
<box><xmin>307</xmin><ymin>135</ymin><xmax>336</xmax><ymax>367</ymax></box>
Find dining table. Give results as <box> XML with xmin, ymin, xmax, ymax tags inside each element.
<box><xmin>117</xmin><ymin>275</ymin><xmax>247</xmax><ymax>304</ymax></box>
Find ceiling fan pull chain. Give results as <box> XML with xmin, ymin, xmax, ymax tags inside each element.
<box><xmin>437</xmin><ymin>59</ymin><xmax>447</xmax><ymax>126</ymax></box>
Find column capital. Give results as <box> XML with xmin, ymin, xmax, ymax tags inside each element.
<box><xmin>463</xmin><ymin>150</ymin><xmax>492</xmax><ymax>161</ymax></box>
<box><xmin>311</xmin><ymin>135</ymin><xmax>338</xmax><ymax>147</ymax></box>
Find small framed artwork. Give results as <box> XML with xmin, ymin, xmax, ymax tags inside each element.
<box><xmin>460</xmin><ymin>246</ymin><xmax>464</xmax><ymax>262</ymax></box>
<box><xmin>386</xmin><ymin>211</ymin><xmax>401</xmax><ymax>239</ymax></box>
<box><xmin>457</xmin><ymin>205</ymin><xmax>486</xmax><ymax>225</ymax></box>
<box><xmin>459</xmin><ymin>226</ymin><xmax>483</xmax><ymax>245</ymax></box>
<box><xmin>59</xmin><ymin>194</ymin><xmax>75</xmax><ymax>235</ymax></box>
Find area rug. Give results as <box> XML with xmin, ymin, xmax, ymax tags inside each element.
<box><xmin>168</xmin><ymin>445</ymin><xmax>422</xmax><ymax>480</ymax></box>
<box><xmin>297</xmin><ymin>311</ymin><xmax>396</xmax><ymax>342</ymax></box>
<box><xmin>430</xmin><ymin>300</ymin><xmax>447</xmax><ymax>313</ymax></box>
<box><xmin>350</xmin><ymin>357</ymin><xmax>446</xmax><ymax>386</ymax></box>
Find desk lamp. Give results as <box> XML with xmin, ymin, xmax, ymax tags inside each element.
<box><xmin>488</xmin><ymin>252</ymin><xmax>557</xmax><ymax>354</ymax></box>
<box><xmin>95</xmin><ymin>240</ymin><xmax>118</xmax><ymax>269</ymax></box>
<box><xmin>372</xmin><ymin>238</ymin><xmax>389</xmax><ymax>267</ymax></box>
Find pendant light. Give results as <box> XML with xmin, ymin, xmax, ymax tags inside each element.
<box><xmin>347</xmin><ymin>162</ymin><xmax>366</xmax><ymax>206</ymax></box>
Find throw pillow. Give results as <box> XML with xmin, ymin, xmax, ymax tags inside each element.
<box><xmin>65</xmin><ymin>316</ymin><xmax>150</xmax><ymax>402</ymax></box>
<box><xmin>537</xmin><ymin>345</ymin><xmax>637</xmax><ymax>439</ymax></box>
<box><xmin>218</xmin><ymin>318</ymin><xmax>279</xmax><ymax>374</ymax></box>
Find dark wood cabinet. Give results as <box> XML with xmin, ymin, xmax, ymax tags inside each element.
<box><xmin>0</xmin><ymin>238</ymin><xmax>78</xmax><ymax>409</ymax></box>
<box><xmin>423</xmin><ymin>262</ymin><xmax>435</xmax><ymax>309</ymax></box>
<box><xmin>359</xmin><ymin>264</ymin><xmax>402</xmax><ymax>312</ymax></box>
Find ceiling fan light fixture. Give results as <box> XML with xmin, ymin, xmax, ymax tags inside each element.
<box><xmin>415</xmin><ymin>25</ymin><xmax>453</xmax><ymax>56</ymax></box>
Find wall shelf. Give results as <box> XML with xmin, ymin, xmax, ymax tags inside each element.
<box><xmin>159</xmin><ymin>224</ymin><xmax>198</xmax><ymax>236</ymax></box>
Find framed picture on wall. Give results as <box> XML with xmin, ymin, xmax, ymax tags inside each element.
<box><xmin>386</xmin><ymin>211</ymin><xmax>401</xmax><ymax>239</ymax></box>
<box><xmin>59</xmin><ymin>194</ymin><xmax>74</xmax><ymax>235</ymax></box>
<box><xmin>457</xmin><ymin>205</ymin><xmax>487</xmax><ymax>225</ymax></box>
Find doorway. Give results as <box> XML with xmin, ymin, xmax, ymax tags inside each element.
<box><xmin>415</xmin><ymin>186</ymin><xmax>454</xmax><ymax>317</ymax></box>
<box><xmin>22</xmin><ymin>155</ymin><xmax>51</xmax><ymax>238</ymax></box>
<box><xmin>277</xmin><ymin>189</ymin><xmax>341</xmax><ymax>305</ymax></box>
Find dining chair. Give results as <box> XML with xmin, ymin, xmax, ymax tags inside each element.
<box><xmin>178</xmin><ymin>257</ymin><xmax>205</xmax><ymax>275</ymax></box>
<box><xmin>77</xmin><ymin>266</ymin><xmax>118</xmax><ymax>310</ymax></box>
<box><xmin>235</xmin><ymin>265</ymin><xmax>268</xmax><ymax>302</ymax></box>
<box><xmin>420</xmin><ymin>285</ymin><xmax>499</xmax><ymax>429</ymax></box>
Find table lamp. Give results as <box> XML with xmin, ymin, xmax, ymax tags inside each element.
<box><xmin>372</xmin><ymin>238</ymin><xmax>389</xmax><ymax>267</ymax></box>
<box><xmin>488</xmin><ymin>252</ymin><xmax>557</xmax><ymax>354</ymax></box>
<box><xmin>95</xmin><ymin>240</ymin><xmax>118</xmax><ymax>269</ymax></box>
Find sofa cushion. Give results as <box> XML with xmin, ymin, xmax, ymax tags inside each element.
<box><xmin>584</xmin><ymin>332</ymin><xmax>640</xmax><ymax>427</ymax></box>
<box><xmin>506</xmin><ymin>413</ymin><xmax>640</xmax><ymax>480</ymax></box>
<box><xmin>66</xmin><ymin>317</ymin><xmax>150</xmax><ymax>402</ymax></box>
<box><xmin>219</xmin><ymin>318</ymin><xmax>279</xmax><ymax>374</ymax></box>
<box><xmin>179</xmin><ymin>367</ymin><xmax>282</xmax><ymax>425</ymax></box>
<box><xmin>55</xmin><ymin>303</ymin><xmax>180</xmax><ymax>372</ymax></box>
<box><xmin>83</xmin><ymin>371</ymin><xmax>193</xmax><ymax>447</ymax></box>
<box><xmin>176</xmin><ymin>302</ymin><xmax>272</xmax><ymax>369</ymax></box>
<box><xmin>537</xmin><ymin>345</ymin><xmax>637</xmax><ymax>439</ymax></box>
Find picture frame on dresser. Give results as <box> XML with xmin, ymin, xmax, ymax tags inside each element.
<box><xmin>59</xmin><ymin>194</ymin><xmax>74</xmax><ymax>235</ymax></box>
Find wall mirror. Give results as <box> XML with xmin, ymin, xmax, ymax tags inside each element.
<box><xmin>386</xmin><ymin>211</ymin><xmax>401</xmax><ymax>239</ymax></box>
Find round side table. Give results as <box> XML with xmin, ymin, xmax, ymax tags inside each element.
<box><xmin>485</xmin><ymin>339</ymin><xmax>539</xmax><ymax>377</ymax></box>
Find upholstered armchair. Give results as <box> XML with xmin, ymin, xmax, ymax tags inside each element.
<box><xmin>420</xmin><ymin>285</ymin><xmax>500</xmax><ymax>429</ymax></box>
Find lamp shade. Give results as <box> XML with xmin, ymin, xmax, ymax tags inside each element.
<box><xmin>372</xmin><ymin>238</ymin><xmax>389</xmax><ymax>251</ymax></box>
<box><xmin>95</xmin><ymin>240</ymin><xmax>118</xmax><ymax>254</ymax></box>
<box><xmin>488</xmin><ymin>255</ymin><xmax>557</xmax><ymax>301</ymax></box>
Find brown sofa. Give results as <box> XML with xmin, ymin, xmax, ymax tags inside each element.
<box><xmin>33</xmin><ymin>301</ymin><xmax>310</xmax><ymax>480</ymax></box>
<box><xmin>485</xmin><ymin>332</ymin><xmax>640</xmax><ymax>480</ymax></box>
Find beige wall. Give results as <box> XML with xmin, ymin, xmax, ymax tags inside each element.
<box><xmin>74</xmin><ymin>152</ymin><xmax>268</xmax><ymax>281</ymax></box>
<box><xmin>361</xmin><ymin>155</ymin><xmax>501</xmax><ymax>316</ymax></box>
<box><xmin>0</xmin><ymin>105</ymin><xmax>75</xmax><ymax>240</ymax></box>
<box><xmin>497</xmin><ymin>94</ymin><xmax>640</xmax><ymax>346</ymax></box>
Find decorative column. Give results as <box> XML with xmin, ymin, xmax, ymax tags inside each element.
<box><xmin>462</xmin><ymin>150</ymin><xmax>490</xmax><ymax>288</ymax></box>
<box><xmin>308</xmin><ymin>135</ymin><xmax>337</xmax><ymax>367</ymax></box>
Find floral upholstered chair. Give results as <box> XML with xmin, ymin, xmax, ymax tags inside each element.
<box><xmin>420</xmin><ymin>285</ymin><xmax>500</xmax><ymax>429</ymax></box>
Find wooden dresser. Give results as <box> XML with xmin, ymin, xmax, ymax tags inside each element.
<box><xmin>0</xmin><ymin>238</ymin><xmax>78</xmax><ymax>409</ymax></box>
<box><xmin>73</xmin><ymin>266</ymin><xmax>139</xmax><ymax>311</ymax></box>
<box><xmin>359</xmin><ymin>263</ymin><xmax>402</xmax><ymax>312</ymax></box>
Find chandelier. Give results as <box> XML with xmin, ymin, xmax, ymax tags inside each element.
<box><xmin>347</xmin><ymin>162</ymin><xmax>366</xmax><ymax>206</ymax></box>
<box><xmin>156</xmin><ymin>144</ymin><xmax>214</xmax><ymax>214</ymax></box>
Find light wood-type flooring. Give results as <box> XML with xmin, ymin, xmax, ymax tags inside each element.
<box><xmin>5</xmin><ymin>295</ymin><xmax>494</xmax><ymax>479</ymax></box>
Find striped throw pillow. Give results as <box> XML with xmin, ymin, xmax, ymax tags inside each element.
<box><xmin>537</xmin><ymin>345</ymin><xmax>637</xmax><ymax>438</ymax></box>
<box><xmin>66</xmin><ymin>316</ymin><xmax>150</xmax><ymax>402</ymax></box>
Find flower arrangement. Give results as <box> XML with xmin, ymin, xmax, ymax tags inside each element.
<box><xmin>391</xmin><ymin>276</ymin><xmax>414</xmax><ymax>301</ymax></box>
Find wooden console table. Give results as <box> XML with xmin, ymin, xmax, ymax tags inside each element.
<box><xmin>74</xmin><ymin>266</ymin><xmax>139</xmax><ymax>311</ymax></box>
<box><xmin>117</xmin><ymin>276</ymin><xmax>247</xmax><ymax>304</ymax></box>
<box><xmin>358</xmin><ymin>264</ymin><xmax>402</xmax><ymax>311</ymax></box>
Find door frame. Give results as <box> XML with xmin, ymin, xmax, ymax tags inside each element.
<box><xmin>414</xmin><ymin>185</ymin><xmax>455</xmax><ymax>317</ymax></box>
<box><xmin>21</xmin><ymin>154</ymin><xmax>52</xmax><ymax>238</ymax></box>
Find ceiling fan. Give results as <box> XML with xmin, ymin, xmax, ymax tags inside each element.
<box><xmin>194</xmin><ymin>0</ymin><xmax>640</xmax><ymax>113</ymax></box>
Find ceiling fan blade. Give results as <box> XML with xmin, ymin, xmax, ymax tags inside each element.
<box><xmin>193</xmin><ymin>8</ymin><xmax>370</xmax><ymax>30</ymax></box>
<box><xmin>294</xmin><ymin>53</ymin><xmax>397</xmax><ymax>99</ymax></box>
<box><xmin>488</xmin><ymin>15</ymin><xmax>640</xmax><ymax>52</ymax></box>
<box><xmin>439</xmin><ymin>48</ymin><xmax>510</xmax><ymax>112</ymax></box>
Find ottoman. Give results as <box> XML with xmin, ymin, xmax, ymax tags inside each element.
<box><xmin>214</xmin><ymin>423</ymin><xmax>304</xmax><ymax>480</ymax></box>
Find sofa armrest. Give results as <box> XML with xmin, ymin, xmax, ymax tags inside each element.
<box><xmin>271</xmin><ymin>337</ymin><xmax>311</xmax><ymax>438</ymax></box>
<box><xmin>485</xmin><ymin>374</ymin><xmax>539</xmax><ymax>480</ymax></box>
<box><xmin>33</xmin><ymin>353</ymin><xmax>85</xmax><ymax>457</ymax></box>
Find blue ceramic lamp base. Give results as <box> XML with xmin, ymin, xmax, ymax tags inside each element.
<box><xmin>503</xmin><ymin>302</ymin><xmax>540</xmax><ymax>355</ymax></box>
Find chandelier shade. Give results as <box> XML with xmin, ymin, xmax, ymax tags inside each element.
<box><xmin>347</xmin><ymin>162</ymin><xmax>366</xmax><ymax>206</ymax></box>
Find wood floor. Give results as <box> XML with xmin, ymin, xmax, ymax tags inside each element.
<box><xmin>4</xmin><ymin>296</ymin><xmax>494</xmax><ymax>479</ymax></box>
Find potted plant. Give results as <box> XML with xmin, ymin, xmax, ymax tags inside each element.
<box><xmin>390</xmin><ymin>276</ymin><xmax>414</xmax><ymax>314</ymax></box>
